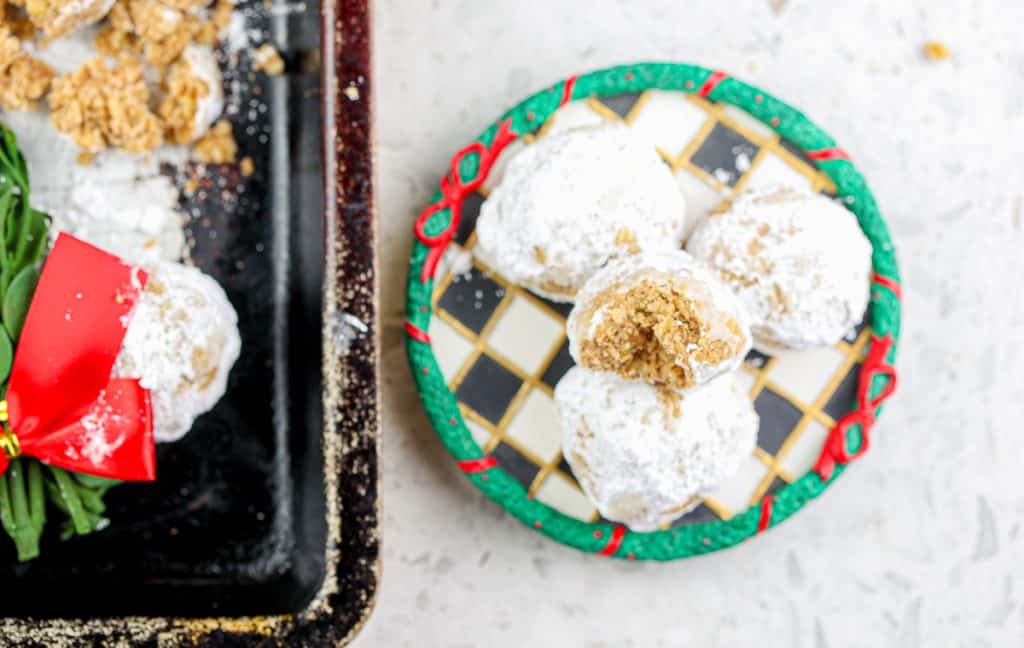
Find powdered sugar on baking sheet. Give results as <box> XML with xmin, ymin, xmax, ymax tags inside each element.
<box><xmin>557</xmin><ymin>368</ymin><xmax>757</xmax><ymax>532</ymax></box>
<box><xmin>58</xmin><ymin>154</ymin><xmax>188</xmax><ymax>265</ymax></box>
<box><xmin>5</xmin><ymin>89</ymin><xmax>188</xmax><ymax>265</ymax></box>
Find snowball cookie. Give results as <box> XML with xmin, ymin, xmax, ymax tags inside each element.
<box><xmin>557</xmin><ymin>368</ymin><xmax>758</xmax><ymax>532</ymax></box>
<box><xmin>475</xmin><ymin>122</ymin><xmax>686</xmax><ymax>302</ymax></box>
<box><xmin>115</xmin><ymin>262</ymin><xmax>241</xmax><ymax>443</ymax></box>
<box><xmin>567</xmin><ymin>250</ymin><xmax>752</xmax><ymax>389</ymax></box>
<box><xmin>686</xmin><ymin>185</ymin><xmax>872</xmax><ymax>350</ymax></box>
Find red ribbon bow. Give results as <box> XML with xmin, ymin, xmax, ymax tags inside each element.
<box><xmin>0</xmin><ymin>234</ymin><xmax>156</xmax><ymax>481</ymax></box>
<box><xmin>814</xmin><ymin>334</ymin><xmax>897</xmax><ymax>481</ymax></box>
<box><xmin>413</xmin><ymin>119</ymin><xmax>517</xmax><ymax>283</ymax></box>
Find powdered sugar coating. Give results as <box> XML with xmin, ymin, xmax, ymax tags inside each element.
<box><xmin>115</xmin><ymin>261</ymin><xmax>241</xmax><ymax>442</ymax></box>
<box><xmin>182</xmin><ymin>44</ymin><xmax>224</xmax><ymax>141</ymax></box>
<box><xmin>686</xmin><ymin>186</ymin><xmax>872</xmax><ymax>349</ymax></box>
<box><xmin>557</xmin><ymin>368</ymin><xmax>758</xmax><ymax>532</ymax></box>
<box><xmin>567</xmin><ymin>250</ymin><xmax>753</xmax><ymax>387</ymax></box>
<box><xmin>475</xmin><ymin>122</ymin><xmax>687</xmax><ymax>302</ymax></box>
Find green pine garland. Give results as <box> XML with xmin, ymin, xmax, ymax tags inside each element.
<box><xmin>0</xmin><ymin>122</ymin><xmax>121</xmax><ymax>561</ymax></box>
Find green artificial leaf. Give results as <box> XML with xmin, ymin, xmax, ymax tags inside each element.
<box><xmin>0</xmin><ymin>125</ymin><xmax>116</xmax><ymax>561</ymax></box>
<box><xmin>0</xmin><ymin>330</ymin><xmax>11</xmax><ymax>385</ymax></box>
<box><xmin>3</xmin><ymin>264</ymin><xmax>38</xmax><ymax>342</ymax></box>
<box><xmin>0</xmin><ymin>124</ymin><xmax>50</xmax><ymax>302</ymax></box>
<box><xmin>0</xmin><ymin>125</ymin><xmax>94</xmax><ymax>562</ymax></box>
<box><xmin>46</xmin><ymin>467</ymin><xmax>91</xmax><ymax>536</ymax></box>
<box><xmin>0</xmin><ymin>459</ymin><xmax>43</xmax><ymax>561</ymax></box>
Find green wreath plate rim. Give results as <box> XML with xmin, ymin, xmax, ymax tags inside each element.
<box><xmin>404</xmin><ymin>62</ymin><xmax>902</xmax><ymax>561</ymax></box>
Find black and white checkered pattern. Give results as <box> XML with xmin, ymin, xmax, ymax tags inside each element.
<box><xmin>430</xmin><ymin>90</ymin><xmax>866</xmax><ymax>526</ymax></box>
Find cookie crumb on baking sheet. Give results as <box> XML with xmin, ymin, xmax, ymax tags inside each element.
<box><xmin>193</xmin><ymin>119</ymin><xmax>237</xmax><ymax>163</ymax></box>
<box><xmin>49</xmin><ymin>56</ymin><xmax>164</xmax><ymax>152</ymax></box>
<box><xmin>0</xmin><ymin>25</ymin><xmax>55</xmax><ymax>110</ymax></box>
<box><xmin>253</xmin><ymin>43</ymin><xmax>284</xmax><ymax>75</ymax></box>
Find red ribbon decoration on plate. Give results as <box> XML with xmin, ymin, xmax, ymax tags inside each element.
<box><xmin>0</xmin><ymin>234</ymin><xmax>156</xmax><ymax>481</ymax></box>
<box><xmin>413</xmin><ymin>119</ymin><xmax>518</xmax><ymax>283</ymax></box>
<box><xmin>813</xmin><ymin>334</ymin><xmax>897</xmax><ymax>482</ymax></box>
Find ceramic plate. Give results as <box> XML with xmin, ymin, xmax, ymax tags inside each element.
<box><xmin>406</xmin><ymin>63</ymin><xmax>901</xmax><ymax>560</ymax></box>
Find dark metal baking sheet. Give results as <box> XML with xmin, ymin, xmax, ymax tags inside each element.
<box><xmin>0</xmin><ymin>0</ymin><xmax>378</xmax><ymax>643</ymax></box>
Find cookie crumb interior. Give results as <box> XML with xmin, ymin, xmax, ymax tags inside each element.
<box><xmin>578</xmin><ymin>278</ymin><xmax>738</xmax><ymax>389</ymax></box>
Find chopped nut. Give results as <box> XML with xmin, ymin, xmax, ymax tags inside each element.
<box><xmin>8</xmin><ymin>16</ymin><xmax>37</xmax><ymax>40</ymax></box>
<box><xmin>923</xmin><ymin>41</ymin><xmax>950</xmax><ymax>61</ymax></box>
<box><xmin>76</xmin><ymin>151</ymin><xmax>95</xmax><ymax>164</ymax></box>
<box><xmin>49</xmin><ymin>56</ymin><xmax>164</xmax><ymax>152</ymax></box>
<box><xmin>614</xmin><ymin>228</ymin><xmax>641</xmax><ymax>254</ymax></box>
<box><xmin>128</xmin><ymin>0</ymin><xmax>183</xmax><ymax>42</ymax></box>
<box><xmin>0</xmin><ymin>24</ymin><xmax>55</xmax><ymax>110</ymax></box>
<box><xmin>253</xmin><ymin>43</ymin><xmax>284</xmax><ymax>75</ymax></box>
<box><xmin>107</xmin><ymin>0</ymin><xmax>200</xmax><ymax>67</ymax></box>
<box><xmin>192</xmin><ymin>119</ymin><xmax>236</xmax><ymax>163</ymax></box>
<box><xmin>94</xmin><ymin>24</ymin><xmax>139</xmax><ymax>57</ymax></box>
<box><xmin>192</xmin><ymin>0</ymin><xmax>231</xmax><ymax>45</ymax></box>
<box><xmin>105</xmin><ymin>0</ymin><xmax>132</xmax><ymax>30</ymax></box>
<box><xmin>240</xmin><ymin>156</ymin><xmax>254</xmax><ymax>176</ymax></box>
<box><xmin>194</xmin><ymin>17</ymin><xmax>217</xmax><ymax>44</ymax></box>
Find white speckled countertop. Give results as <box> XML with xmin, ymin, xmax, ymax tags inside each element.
<box><xmin>362</xmin><ymin>1</ymin><xmax>1024</xmax><ymax>645</ymax></box>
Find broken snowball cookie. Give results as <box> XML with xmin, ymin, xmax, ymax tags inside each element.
<box><xmin>566</xmin><ymin>250</ymin><xmax>752</xmax><ymax>390</ymax></box>
<box><xmin>686</xmin><ymin>185</ymin><xmax>872</xmax><ymax>350</ymax></box>
<box><xmin>159</xmin><ymin>45</ymin><xmax>224</xmax><ymax>144</ymax></box>
<box><xmin>557</xmin><ymin>368</ymin><xmax>757</xmax><ymax>532</ymax></box>
<box><xmin>116</xmin><ymin>261</ymin><xmax>241</xmax><ymax>442</ymax></box>
<box><xmin>474</xmin><ymin>122</ymin><xmax>686</xmax><ymax>302</ymax></box>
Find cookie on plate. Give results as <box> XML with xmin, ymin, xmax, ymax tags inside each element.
<box><xmin>687</xmin><ymin>185</ymin><xmax>872</xmax><ymax>350</ymax></box>
<box><xmin>475</xmin><ymin>122</ymin><xmax>686</xmax><ymax>302</ymax></box>
<box><xmin>557</xmin><ymin>367</ymin><xmax>758</xmax><ymax>532</ymax></box>
<box><xmin>566</xmin><ymin>250</ymin><xmax>752</xmax><ymax>389</ymax></box>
